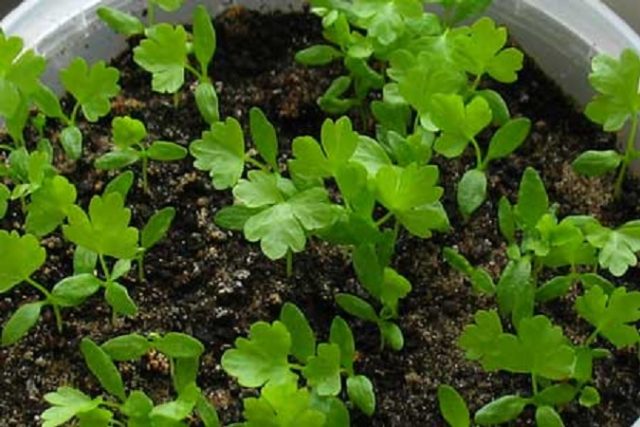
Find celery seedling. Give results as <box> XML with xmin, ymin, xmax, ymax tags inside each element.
<box><xmin>572</xmin><ymin>49</ymin><xmax>640</xmax><ymax>199</ymax></box>
<box><xmin>95</xmin><ymin>116</ymin><xmax>187</xmax><ymax>192</ymax></box>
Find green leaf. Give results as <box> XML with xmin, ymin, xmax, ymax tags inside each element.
<box><xmin>289</xmin><ymin>117</ymin><xmax>359</xmax><ymax>180</ymax></box>
<box><xmin>335</xmin><ymin>293</ymin><xmax>378</xmax><ymax>323</ymax></box>
<box><xmin>498</xmin><ymin>196</ymin><xmax>516</xmax><ymax>243</ymax></box>
<box><xmin>476</xmin><ymin>89</ymin><xmax>510</xmax><ymax>126</ymax></box>
<box><xmin>215</xmin><ymin>205</ymin><xmax>261</xmax><ymax>231</ymax></box>
<box><xmin>150</xmin><ymin>383</ymin><xmax>200</xmax><ymax>422</ymax></box>
<box><xmin>146</xmin><ymin>141</ymin><xmax>185</xmax><ymax>162</ymax></box>
<box><xmin>351</xmin><ymin>0</ymin><xmax>423</xmax><ymax>45</ymax></box>
<box><xmin>97</xmin><ymin>7</ymin><xmax>144</xmax><ymax>36</ymax></box>
<box><xmin>485</xmin><ymin>118</ymin><xmax>531</xmax><ymax>163</ymax></box>
<box><xmin>2</xmin><ymin>301</ymin><xmax>43</xmax><ymax>346</ymax></box>
<box><xmin>242</xmin><ymin>382</ymin><xmax>326</xmax><ymax>427</ymax></box>
<box><xmin>380</xmin><ymin>267</ymin><xmax>412</xmax><ymax>316</ymax></box>
<box><xmin>572</xmin><ymin>150</ymin><xmax>623</xmax><ymax>177</ymax></box>
<box><xmin>250</xmin><ymin>107</ymin><xmax>279</xmax><ymax>170</ymax></box>
<box><xmin>60</xmin><ymin>58</ymin><xmax>120</xmax><ymax>121</ymax></box>
<box><xmin>95</xmin><ymin>150</ymin><xmax>141</xmax><ymax>170</ymax></box>
<box><xmin>496</xmin><ymin>258</ymin><xmax>532</xmax><ymax>319</ymax></box>
<box><xmin>63</xmin><ymin>192</ymin><xmax>139</xmax><ymax>259</ymax></box>
<box><xmin>0</xmin><ymin>184</ymin><xmax>9</xmax><ymax>219</ymax></box>
<box><xmin>515</xmin><ymin>167</ymin><xmax>548</xmax><ymax>231</ymax></box>
<box><xmin>453</xmin><ymin>17</ymin><xmax>523</xmax><ymax>83</ymax></box>
<box><xmin>151</xmin><ymin>0</ymin><xmax>185</xmax><ymax>12</ymax></box>
<box><xmin>105</xmin><ymin>282</ymin><xmax>137</xmax><ymax>316</ymax></box>
<box><xmin>457</xmin><ymin>169</ymin><xmax>487</xmax><ymax>218</ymax></box>
<box><xmin>51</xmin><ymin>274</ymin><xmax>102</xmax><ymax>307</ymax></box>
<box><xmin>280</xmin><ymin>303</ymin><xmax>316</xmax><ymax>364</ymax></box>
<box><xmin>585</xmin><ymin>220</ymin><xmax>640</xmax><ymax>276</ymax></box>
<box><xmin>77</xmin><ymin>408</ymin><xmax>113</xmax><ymax>426</ymax></box>
<box><xmin>190</xmin><ymin>117</ymin><xmax>245</xmax><ymax>190</ymax></box>
<box><xmin>112</xmin><ymin>116</ymin><xmax>146</xmax><ymax>148</ymax></box>
<box><xmin>192</xmin><ymin>5</ymin><xmax>216</xmax><ymax>71</ymax></box>
<box><xmin>536</xmin><ymin>275</ymin><xmax>573</xmax><ymax>303</ymax></box>
<box><xmin>0</xmin><ymin>231</ymin><xmax>46</xmax><ymax>293</ymax></box>
<box><xmin>535</xmin><ymin>406</ymin><xmax>565</xmax><ymax>427</ymax></box>
<box><xmin>134</xmin><ymin>24</ymin><xmax>188</xmax><ymax>93</ymax></box>
<box><xmin>122</xmin><ymin>390</ymin><xmax>154</xmax><ymax>418</ymax></box>
<box><xmin>26</xmin><ymin>176</ymin><xmax>77</xmax><ymax>236</ymax></box>
<box><xmin>33</xmin><ymin>84</ymin><xmax>64</xmax><ymax>119</ymax></box>
<box><xmin>80</xmin><ymin>338</ymin><xmax>126</xmax><ymax>401</ymax></box>
<box><xmin>73</xmin><ymin>247</ymin><xmax>98</xmax><ymax>275</ymax></box>
<box><xmin>173</xmin><ymin>357</ymin><xmax>199</xmax><ymax>393</ymax></box>
<box><xmin>104</xmin><ymin>171</ymin><xmax>134</xmax><ymax>199</ymax></box>
<box><xmin>197</xmin><ymin>395</ymin><xmax>221</xmax><ymax>427</ymax></box>
<box><xmin>375</xmin><ymin>163</ymin><xmax>445</xmax><ymax>237</ymax></box>
<box><xmin>142</xmin><ymin>207</ymin><xmax>175</xmax><ymax>249</ymax></box>
<box><xmin>578</xmin><ymin>386</ymin><xmax>600</xmax><ymax>408</ymax></box>
<box><xmin>330</xmin><ymin>316</ymin><xmax>355</xmax><ymax>375</ymax></box>
<box><xmin>443</xmin><ymin>247</ymin><xmax>474</xmax><ymax>276</ymax></box>
<box><xmin>60</xmin><ymin>126</ymin><xmax>83</xmax><ymax>160</ymax></box>
<box><xmin>102</xmin><ymin>334</ymin><xmax>152</xmax><ymax>361</ymax></box>
<box><xmin>534</xmin><ymin>384</ymin><xmax>577</xmax><ymax>407</ymax></box>
<box><xmin>296</xmin><ymin>45</ymin><xmax>343</xmax><ymax>65</ymax></box>
<box><xmin>195</xmin><ymin>82</ymin><xmax>220</xmax><ymax>124</ymax></box>
<box><xmin>579</xmin><ymin>273</ymin><xmax>616</xmax><ymax>294</ymax></box>
<box><xmin>347</xmin><ymin>375</ymin><xmax>376</xmax><ymax>417</ymax></box>
<box><xmin>458</xmin><ymin>310</ymin><xmax>504</xmax><ymax>370</ymax></box>
<box><xmin>0</xmin><ymin>32</ymin><xmax>46</xmax><ymax>113</ymax></box>
<box><xmin>352</xmin><ymin>135</ymin><xmax>392</xmax><ymax>178</ymax></box>
<box><xmin>303</xmin><ymin>343</ymin><xmax>342</xmax><ymax>396</ymax></box>
<box><xmin>42</xmin><ymin>387</ymin><xmax>101</xmax><ymax>427</ymax></box>
<box><xmin>154</xmin><ymin>332</ymin><xmax>205</xmax><ymax>358</ymax></box>
<box><xmin>584</xmin><ymin>49</ymin><xmax>640</xmax><ymax>131</ymax></box>
<box><xmin>380</xmin><ymin>320</ymin><xmax>404</xmax><ymax>351</ymax></box>
<box><xmin>437</xmin><ymin>385</ymin><xmax>470</xmax><ymax>427</ymax></box>
<box><xmin>474</xmin><ymin>395</ymin><xmax>528</xmax><ymax>425</ymax></box>
<box><xmin>221</xmin><ymin>321</ymin><xmax>295</xmax><ymax>388</ymax></box>
<box><xmin>432</xmin><ymin>95</ymin><xmax>492</xmax><ymax>159</ymax></box>
<box><xmin>575</xmin><ymin>285</ymin><xmax>640</xmax><ymax>348</ymax></box>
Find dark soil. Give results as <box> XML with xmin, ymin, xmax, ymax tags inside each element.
<box><xmin>1</xmin><ymin>8</ymin><xmax>640</xmax><ymax>427</ymax></box>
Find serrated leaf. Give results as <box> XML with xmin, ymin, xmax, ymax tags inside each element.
<box><xmin>42</xmin><ymin>387</ymin><xmax>101</xmax><ymax>427</ymax></box>
<box><xmin>0</xmin><ymin>231</ymin><xmax>46</xmax><ymax>293</ymax></box>
<box><xmin>190</xmin><ymin>117</ymin><xmax>245</xmax><ymax>190</ymax></box>
<box><xmin>26</xmin><ymin>176</ymin><xmax>77</xmax><ymax>236</ymax></box>
<box><xmin>302</xmin><ymin>343</ymin><xmax>342</xmax><ymax>396</ymax></box>
<box><xmin>60</xmin><ymin>58</ymin><xmax>120</xmax><ymax>121</ymax></box>
<box><xmin>134</xmin><ymin>24</ymin><xmax>188</xmax><ymax>93</ymax></box>
<box><xmin>458</xmin><ymin>310</ymin><xmax>503</xmax><ymax>369</ymax></box>
<box><xmin>112</xmin><ymin>116</ymin><xmax>146</xmax><ymax>149</ymax></box>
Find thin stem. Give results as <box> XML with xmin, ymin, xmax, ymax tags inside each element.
<box><xmin>185</xmin><ymin>63</ymin><xmax>203</xmax><ymax>81</ymax></box>
<box><xmin>286</xmin><ymin>250</ymin><xmax>293</xmax><ymax>278</ymax></box>
<box><xmin>289</xmin><ymin>363</ymin><xmax>304</xmax><ymax>371</ymax></box>
<box><xmin>531</xmin><ymin>374</ymin><xmax>539</xmax><ymax>395</ymax></box>
<box><xmin>470</xmin><ymin>74</ymin><xmax>482</xmax><ymax>92</ymax></box>
<box><xmin>0</xmin><ymin>144</ymin><xmax>14</xmax><ymax>151</ymax></box>
<box><xmin>69</xmin><ymin>102</ymin><xmax>81</xmax><ymax>125</ymax></box>
<box><xmin>26</xmin><ymin>278</ymin><xmax>62</xmax><ymax>332</ymax></box>
<box><xmin>138</xmin><ymin>253</ymin><xmax>146</xmax><ymax>282</ymax></box>
<box><xmin>147</xmin><ymin>0</ymin><xmax>156</xmax><ymax>26</ymax></box>
<box><xmin>142</xmin><ymin>154</ymin><xmax>150</xmax><ymax>193</ymax></box>
<box><xmin>470</xmin><ymin>137</ymin><xmax>484</xmax><ymax>170</ymax></box>
<box><xmin>99</xmin><ymin>254</ymin><xmax>111</xmax><ymax>283</ymax></box>
<box><xmin>375</xmin><ymin>211</ymin><xmax>394</xmax><ymax>228</ymax></box>
<box><xmin>172</xmin><ymin>91</ymin><xmax>181</xmax><ymax>108</ymax></box>
<box><xmin>585</xmin><ymin>329</ymin><xmax>600</xmax><ymax>347</ymax></box>
<box><xmin>614</xmin><ymin>114</ymin><xmax>639</xmax><ymax>199</ymax></box>
<box><xmin>246</xmin><ymin>156</ymin><xmax>270</xmax><ymax>171</ymax></box>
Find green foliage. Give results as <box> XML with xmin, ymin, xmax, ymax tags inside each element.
<box><xmin>222</xmin><ymin>303</ymin><xmax>374</xmax><ymax>420</ymax></box>
<box><xmin>437</xmin><ymin>385</ymin><xmax>470</xmax><ymax>427</ymax></box>
<box><xmin>95</xmin><ymin>116</ymin><xmax>187</xmax><ymax>191</ymax></box>
<box><xmin>42</xmin><ymin>332</ymin><xmax>218</xmax><ymax>427</ymax></box>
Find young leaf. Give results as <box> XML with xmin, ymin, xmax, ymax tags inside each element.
<box><xmin>111</xmin><ymin>259</ymin><xmax>131</xmax><ymax>280</ymax></box>
<box><xmin>60</xmin><ymin>58</ymin><xmax>120</xmax><ymax>122</ymax></box>
<box><xmin>2</xmin><ymin>301</ymin><xmax>44</xmax><ymax>346</ymax></box>
<box><xmin>197</xmin><ymin>395</ymin><xmax>221</xmax><ymax>427</ymax></box>
<box><xmin>104</xmin><ymin>171</ymin><xmax>134</xmax><ymax>199</ymax></box>
<box><xmin>51</xmin><ymin>274</ymin><xmax>102</xmax><ymax>307</ymax></box>
<box><xmin>330</xmin><ymin>316</ymin><xmax>355</xmax><ymax>375</ymax></box>
<box><xmin>458</xmin><ymin>310</ymin><xmax>504</xmax><ymax>370</ymax></box>
<box><xmin>63</xmin><ymin>192</ymin><xmax>139</xmax><ymax>259</ymax></box>
<box><xmin>578</xmin><ymin>386</ymin><xmax>601</xmax><ymax>408</ymax></box>
<box><xmin>474</xmin><ymin>395</ymin><xmax>528</xmax><ymax>426</ymax></box>
<box><xmin>250</xmin><ymin>107</ymin><xmax>278</xmax><ymax>170</ymax></box>
<box><xmin>380</xmin><ymin>268</ymin><xmax>412</xmax><ymax>316</ymax></box>
<box><xmin>60</xmin><ymin>126</ymin><xmax>83</xmax><ymax>160</ymax></box>
<box><xmin>584</xmin><ymin>49</ymin><xmax>640</xmax><ymax>131</ymax></box>
<box><xmin>453</xmin><ymin>17</ymin><xmax>524</xmax><ymax>83</ymax></box>
<box><xmin>0</xmin><ymin>184</ymin><xmax>8</xmax><ymax>219</ymax></box>
<box><xmin>26</xmin><ymin>176</ymin><xmax>77</xmax><ymax>236</ymax></box>
<box><xmin>572</xmin><ymin>150</ymin><xmax>623</xmax><ymax>177</ymax></box>
<box><xmin>154</xmin><ymin>332</ymin><xmax>205</xmax><ymax>358</ymax></box>
<box><xmin>496</xmin><ymin>257</ymin><xmax>532</xmax><ymax>318</ymax></box>
<box><xmin>133</xmin><ymin>24</ymin><xmax>188</xmax><ymax>93</ymax></box>
<box><xmin>195</xmin><ymin>82</ymin><xmax>220</xmax><ymax>124</ymax></box>
<box><xmin>97</xmin><ymin>7</ymin><xmax>144</xmax><ymax>36</ymax></box>
<box><xmin>151</xmin><ymin>0</ymin><xmax>185</xmax><ymax>12</ymax></box>
<box><xmin>431</xmin><ymin>95</ymin><xmax>492</xmax><ymax>159</ymax></box>
<box><xmin>335</xmin><ymin>293</ymin><xmax>379</xmax><ymax>323</ymax></box>
<box><xmin>476</xmin><ymin>89</ymin><xmax>510</xmax><ymax>126</ymax></box>
<box><xmin>221</xmin><ymin>321</ymin><xmax>295</xmax><ymax>388</ymax></box>
<box><xmin>296</xmin><ymin>45</ymin><xmax>343</xmax><ymax>66</ymax></box>
<box><xmin>192</xmin><ymin>5</ymin><xmax>216</xmax><ymax>72</ymax></box>
<box><xmin>80</xmin><ymin>338</ymin><xmax>126</xmax><ymax>401</ymax></box>
<box><xmin>380</xmin><ymin>320</ymin><xmax>404</xmax><ymax>351</ymax></box>
<box><xmin>575</xmin><ymin>285</ymin><xmax>640</xmax><ymax>348</ymax></box>
<box><xmin>302</xmin><ymin>343</ymin><xmax>342</xmax><ymax>396</ymax></box>
<box><xmin>190</xmin><ymin>117</ymin><xmax>245</xmax><ymax>190</ymax></box>
<box><xmin>102</xmin><ymin>333</ymin><xmax>152</xmax><ymax>361</ymax></box>
<box><xmin>534</xmin><ymin>384</ymin><xmax>578</xmax><ymax>407</ymax></box>
<box><xmin>515</xmin><ymin>167</ymin><xmax>548</xmax><ymax>231</ymax></box>
<box><xmin>585</xmin><ymin>220</ymin><xmax>640</xmax><ymax>277</ymax></box>
<box><xmin>141</xmin><ymin>207</ymin><xmax>175</xmax><ymax>250</ymax></box>
<box><xmin>536</xmin><ymin>275</ymin><xmax>574</xmax><ymax>303</ymax></box>
<box><xmin>485</xmin><ymin>118</ymin><xmax>531</xmax><ymax>163</ymax></box>
<box><xmin>0</xmin><ymin>231</ymin><xmax>46</xmax><ymax>293</ymax></box>
<box><xmin>498</xmin><ymin>196</ymin><xmax>516</xmax><ymax>243</ymax></box>
<box><xmin>437</xmin><ymin>385</ymin><xmax>470</xmax><ymax>427</ymax></box>
<box><xmin>457</xmin><ymin>169</ymin><xmax>487</xmax><ymax>218</ymax></box>
<box><xmin>347</xmin><ymin>375</ymin><xmax>376</xmax><ymax>417</ymax></box>
<box><xmin>535</xmin><ymin>406</ymin><xmax>565</xmax><ymax>427</ymax></box>
<box><xmin>122</xmin><ymin>390</ymin><xmax>154</xmax><ymax>419</ymax></box>
<box><xmin>215</xmin><ymin>205</ymin><xmax>261</xmax><ymax>231</ymax></box>
<box><xmin>95</xmin><ymin>150</ymin><xmax>140</xmax><ymax>170</ymax></box>
<box><xmin>105</xmin><ymin>282</ymin><xmax>137</xmax><ymax>316</ymax></box>
<box><xmin>280</xmin><ymin>303</ymin><xmax>316</xmax><ymax>364</ymax></box>
<box><xmin>42</xmin><ymin>387</ymin><xmax>101</xmax><ymax>427</ymax></box>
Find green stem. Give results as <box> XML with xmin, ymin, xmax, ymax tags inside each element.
<box><xmin>69</xmin><ymin>102</ymin><xmax>81</xmax><ymax>125</ymax></box>
<box><xmin>614</xmin><ymin>114</ymin><xmax>639</xmax><ymax>199</ymax></box>
<box><xmin>246</xmin><ymin>156</ymin><xmax>270</xmax><ymax>171</ymax></box>
<box><xmin>375</xmin><ymin>211</ymin><xmax>394</xmax><ymax>228</ymax></box>
<box><xmin>99</xmin><ymin>254</ymin><xmax>111</xmax><ymax>283</ymax></box>
<box><xmin>26</xmin><ymin>278</ymin><xmax>62</xmax><ymax>332</ymax></box>
<box><xmin>172</xmin><ymin>91</ymin><xmax>181</xmax><ymax>108</ymax></box>
<box><xmin>147</xmin><ymin>0</ymin><xmax>156</xmax><ymax>26</ymax></box>
<box><xmin>470</xmin><ymin>74</ymin><xmax>482</xmax><ymax>92</ymax></box>
<box><xmin>470</xmin><ymin>137</ymin><xmax>484</xmax><ymax>169</ymax></box>
<box><xmin>142</xmin><ymin>154</ymin><xmax>150</xmax><ymax>193</ymax></box>
<box><xmin>185</xmin><ymin>63</ymin><xmax>203</xmax><ymax>81</ymax></box>
<box><xmin>0</xmin><ymin>144</ymin><xmax>14</xmax><ymax>151</ymax></box>
<box><xmin>531</xmin><ymin>374</ymin><xmax>538</xmax><ymax>395</ymax></box>
<box><xmin>286</xmin><ymin>251</ymin><xmax>293</xmax><ymax>278</ymax></box>
<box><xmin>585</xmin><ymin>329</ymin><xmax>600</xmax><ymax>346</ymax></box>
<box><xmin>138</xmin><ymin>253</ymin><xmax>146</xmax><ymax>282</ymax></box>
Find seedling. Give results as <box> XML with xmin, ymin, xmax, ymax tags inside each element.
<box><xmin>132</xmin><ymin>6</ymin><xmax>219</xmax><ymax>123</ymax></box>
<box><xmin>138</xmin><ymin>206</ymin><xmax>176</xmax><ymax>280</ymax></box>
<box><xmin>41</xmin><ymin>332</ymin><xmax>219</xmax><ymax>427</ymax></box>
<box><xmin>572</xmin><ymin>49</ymin><xmax>640</xmax><ymax>199</ymax></box>
<box><xmin>98</xmin><ymin>0</ymin><xmax>186</xmax><ymax>34</ymax></box>
<box><xmin>222</xmin><ymin>302</ymin><xmax>376</xmax><ymax>424</ymax></box>
<box><xmin>95</xmin><ymin>116</ymin><xmax>187</xmax><ymax>192</ymax></box>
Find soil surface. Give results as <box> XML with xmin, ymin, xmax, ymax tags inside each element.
<box><xmin>1</xmin><ymin>8</ymin><xmax>640</xmax><ymax>427</ymax></box>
